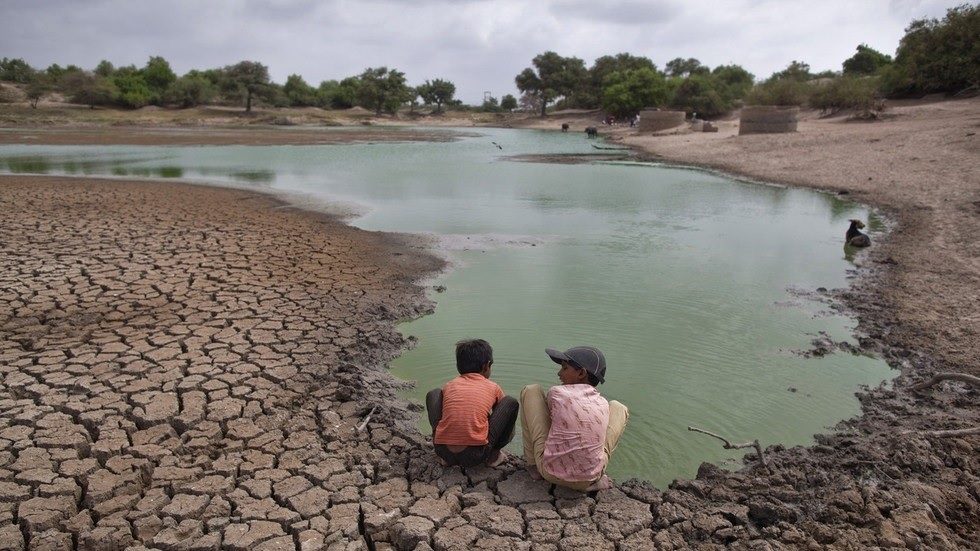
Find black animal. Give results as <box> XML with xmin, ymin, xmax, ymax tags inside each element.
<box><xmin>585</xmin><ymin>126</ymin><xmax>598</xmax><ymax>139</ymax></box>
<box><xmin>845</xmin><ymin>219</ymin><xmax>871</xmax><ymax>247</ymax></box>
<box><xmin>561</xmin><ymin>123</ymin><xmax>570</xmax><ymax>132</ymax></box>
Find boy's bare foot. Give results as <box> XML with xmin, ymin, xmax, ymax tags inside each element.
<box><xmin>586</xmin><ymin>475</ymin><xmax>612</xmax><ymax>491</ymax></box>
<box><xmin>526</xmin><ymin>464</ymin><xmax>544</xmax><ymax>480</ymax></box>
<box><xmin>486</xmin><ymin>450</ymin><xmax>509</xmax><ymax>468</ymax></box>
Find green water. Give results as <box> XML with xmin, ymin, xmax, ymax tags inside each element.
<box><xmin>0</xmin><ymin>128</ymin><xmax>891</xmax><ymax>487</ymax></box>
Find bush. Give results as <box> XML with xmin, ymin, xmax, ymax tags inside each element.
<box><xmin>745</xmin><ymin>79</ymin><xmax>811</xmax><ymax>106</ymax></box>
<box><xmin>809</xmin><ymin>76</ymin><xmax>882</xmax><ymax>116</ymax></box>
<box><xmin>112</xmin><ymin>72</ymin><xmax>152</xmax><ymax>108</ymax></box>
<box><xmin>883</xmin><ymin>4</ymin><xmax>980</xmax><ymax>96</ymax></box>
<box><xmin>670</xmin><ymin>74</ymin><xmax>728</xmax><ymax>117</ymax></box>
<box><xmin>167</xmin><ymin>75</ymin><xmax>216</xmax><ymax>107</ymax></box>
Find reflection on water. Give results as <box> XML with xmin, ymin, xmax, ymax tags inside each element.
<box><xmin>0</xmin><ymin>131</ymin><xmax>891</xmax><ymax>487</ymax></box>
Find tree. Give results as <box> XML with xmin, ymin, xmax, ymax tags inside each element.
<box><xmin>62</xmin><ymin>72</ymin><xmax>116</xmax><ymax>108</ymax></box>
<box><xmin>666</xmin><ymin>57</ymin><xmax>709</xmax><ymax>77</ymax></box>
<box><xmin>357</xmin><ymin>67</ymin><xmax>409</xmax><ymax>115</ymax></box>
<box><xmin>0</xmin><ymin>58</ymin><xmax>34</xmax><ymax>83</ymax></box>
<box><xmin>480</xmin><ymin>95</ymin><xmax>500</xmax><ymax>112</ymax></box>
<box><xmin>417</xmin><ymin>78</ymin><xmax>456</xmax><ymax>113</ymax></box>
<box><xmin>317</xmin><ymin>77</ymin><xmax>360</xmax><ymax>109</ymax></box>
<box><xmin>710</xmin><ymin>64</ymin><xmax>755</xmax><ymax>103</ymax></box>
<box><xmin>500</xmin><ymin>94</ymin><xmax>518</xmax><ymax>111</ymax></box>
<box><xmin>843</xmin><ymin>44</ymin><xmax>893</xmax><ymax>75</ymax></box>
<box><xmin>167</xmin><ymin>74</ymin><xmax>216</xmax><ymax>107</ymax></box>
<box><xmin>25</xmin><ymin>75</ymin><xmax>51</xmax><ymax>108</ymax></box>
<box><xmin>142</xmin><ymin>56</ymin><xmax>176</xmax><ymax>103</ymax></box>
<box><xmin>671</xmin><ymin>74</ymin><xmax>728</xmax><ymax>117</ymax></box>
<box><xmin>284</xmin><ymin>74</ymin><xmax>316</xmax><ymax>107</ymax></box>
<box><xmin>225</xmin><ymin>61</ymin><xmax>270</xmax><ymax>112</ymax></box>
<box><xmin>515</xmin><ymin>51</ymin><xmax>587</xmax><ymax>116</ymax></box>
<box><xmin>881</xmin><ymin>4</ymin><xmax>979</xmax><ymax>95</ymax></box>
<box><xmin>112</xmin><ymin>71</ymin><xmax>152</xmax><ymax>108</ymax></box>
<box><xmin>601</xmin><ymin>67</ymin><xmax>669</xmax><ymax>117</ymax></box>
<box><xmin>579</xmin><ymin>53</ymin><xmax>659</xmax><ymax>108</ymax></box>
<box><xmin>94</xmin><ymin>60</ymin><xmax>115</xmax><ymax>78</ymax></box>
<box><xmin>771</xmin><ymin>60</ymin><xmax>813</xmax><ymax>81</ymax></box>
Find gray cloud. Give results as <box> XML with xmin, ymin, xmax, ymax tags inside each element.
<box><xmin>0</xmin><ymin>0</ymin><xmax>964</xmax><ymax>103</ymax></box>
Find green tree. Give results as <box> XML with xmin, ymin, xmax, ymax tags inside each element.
<box><xmin>579</xmin><ymin>53</ymin><xmax>658</xmax><ymax>108</ymax></box>
<box><xmin>142</xmin><ymin>56</ymin><xmax>176</xmax><ymax>103</ymax></box>
<box><xmin>62</xmin><ymin>72</ymin><xmax>116</xmax><ymax>108</ymax></box>
<box><xmin>25</xmin><ymin>74</ymin><xmax>51</xmax><ymax>108</ymax></box>
<box><xmin>283</xmin><ymin>74</ymin><xmax>316</xmax><ymax>107</ymax></box>
<box><xmin>480</xmin><ymin>96</ymin><xmax>500</xmax><ymax>112</ymax></box>
<box><xmin>94</xmin><ymin>60</ymin><xmax>115</xmax><ymax>78</ymax></box>
<box><xmin>357</xmin><ymin>67</ymin><xmax>409</xmax><ymax>115</ymax></box>
<box><xmin>317</xmin><ymin>77</ymin><xmax>360</xmax><ymax>109</ymax></box>
<box><xmin>515</xmin><ymin>51</ymin><xmax>588</xmax><ymax>116</ymax></box>
<box><xmin>710</xmin><ymin>64</ymin><xmax>754</xmax><ymax>103</ymax></box>
<box><xmin>771</xmin><ymin>60</ymin><xmax>813</xmax><ymax>81</ymax></box>
<box><xmin>843</xmin><ymin>44</ymin><xmax>893</xmax><ymax>75</ymax></box>
<box><xmin>0</xmin><ymin>58</ymin><xmax>34</xmax><ymax>83</ymax></box>
<box><xmin>882</xmin><ymin>4</ymin><xmax>979</xmax><ymax>95</ymax></box>
<box><xmin>417</xmin><ymin>78</ymin><xmax>456</xmax><ymax>113</ymax></box>
<box><xmin>666</xmin><ymin>57</ymin><xmax>709</xmax><ymax>77</ymax></box>
<box><xmin>167</xmin><ymin>74</ymin><xmax>216</xmax><ymax>107</ymax></box>
<box><xmin>601</xmin><ymin>67</ymin><xmax>669</xmax><ymax>117</ymax></box>
<box><xmin>112</xmin><ymin>71</ymin><xmax>152</xmax><ymax>108</ymax></box>
<box><xmin>225</xmin><ymin>61</ymin><xmax>270</xmax><ymax>112</ymax></box>
<box><xmin>671</xmin><ymin>74</ymin><xmax>728</xmax><ymax>117</ymax></box>
<box><xmin>500</xmin><ymin>94</ymin><xmax>518</xmax><ymax>111</ymax></box>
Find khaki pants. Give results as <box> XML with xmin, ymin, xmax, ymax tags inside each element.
<box><xmin>520</xmin><ymin>384</ymin><xmax>629</xmax><ymax>491</ymax></box>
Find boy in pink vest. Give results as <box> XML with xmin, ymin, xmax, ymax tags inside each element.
<box><xmin>520</xmin><ymin>346</ymin><xmax>629</xmax><ymax>491</ymax></box>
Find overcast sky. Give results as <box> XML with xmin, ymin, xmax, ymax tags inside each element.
<box><xmin>0</xmin><ymin>0</ymin><xmax>965</xmax><ymax>103</ymax></box>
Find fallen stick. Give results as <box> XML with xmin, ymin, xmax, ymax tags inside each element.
<box><xmin>901</xmin><ymin>427</ymin><xmax>980</xmax><ymax>438</ymax></box>
<box><xmin>688</xmin><ymin>426</ymin><xmax>771</xmax><ymax>473</ymax></box>
<box><xmin>909</xmin><ymin>373</ymin><xmax>980</xmax><ymax>392</ymax></box>
<box><xmin>356</xmin><ymin>405</ymin><xmax>378</xmax><ymax>433</ymax></box>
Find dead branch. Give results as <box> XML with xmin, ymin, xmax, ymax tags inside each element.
<box><xmin>688</xmin><ymin>426</ymin><xmax>772</xmax><ymax>473</ymax></box>
<box><xmin>925</xmin><ymin>427</ymin><xmax>980</xmax><ymax>438</ymax></box>
<box><xmin>909</xmin><ymin>373</ymin><xmax>980</xmax><ymax>392</ymax></box>
<box><xmin>356</xmin><ymin>405</ymin><xmax>378</xmax><ymax>433</ymax></box>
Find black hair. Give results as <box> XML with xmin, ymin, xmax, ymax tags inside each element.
<box><xmin>456</xmin><ymin>339</ymin><xmax>493</xmax><ymax>374</ymax></box>
<box><xmin>568</xmin><ymin>363</ymin><xmax>601</xmax><ymax>387</ymax></box>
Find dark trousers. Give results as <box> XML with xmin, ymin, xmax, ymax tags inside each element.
<box><xmin>426</xmin><ymin>388</ymin><xmax>519</xmax><ymax>467</ymax></box>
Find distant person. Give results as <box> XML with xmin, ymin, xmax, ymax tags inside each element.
<box><xmin>426</xmin><ymin>339</ymin><xmax>519</xmax><ymax>467</ymax></box>
<box><xmin>520</xmin><ymin>346</ymin><xmax>629</xmax><ymax>491</ymax></box>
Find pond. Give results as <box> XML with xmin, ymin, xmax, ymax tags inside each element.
<box><xmin>0</xmin><ymin>127</ymin><xmax>890</xmax><ymax>487</ymax></box>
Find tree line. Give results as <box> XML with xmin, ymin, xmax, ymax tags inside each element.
<box><xmin>0</xmin><ymin>57</ymin><xmax>460</xmax><ymax>115</ymax></box>
<box><xmin>513</xmin><ymin>4</ymin><xmax>977</xmax><ymax>119</ymax></box>
<box><xmin>1</xmin><ymin>4</ymin><xmax>975</xmax><ymax>116</ymax></box>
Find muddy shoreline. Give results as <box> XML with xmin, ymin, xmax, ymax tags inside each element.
<box><xmin>1</xmin><ymin>106</ymin><xmax>977</xmax><ymax>549</ymax></box>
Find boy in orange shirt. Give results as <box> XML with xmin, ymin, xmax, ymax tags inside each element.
<box><xmin>426</xmin><ymin>339</ymin><xmax>519</xmax><ymax>467</ymax></box>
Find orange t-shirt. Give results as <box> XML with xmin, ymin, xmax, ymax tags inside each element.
<box><xmin>433</xmin><ymin>373</ymin><xmax>504</xmax><ymax>446</ymax></box>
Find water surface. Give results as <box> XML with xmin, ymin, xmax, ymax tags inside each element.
<box><xmin>0</xmin><ymin>128</ymin><xmax>890</xmax><ymax>486</ymax></box>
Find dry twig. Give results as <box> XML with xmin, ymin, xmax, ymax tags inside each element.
<box><xmin>909</xmin><ymin>372</ymin><xmax>980</xmax><ymax>392</ymax></box>
<box><xmin>356</xmin><ymin>405</ymin><xmax>378</xmax><ymax>433</ymax></box>
<box><xmin>688</xmin><ymin>426</ymin><xmax>772</xmax><ymax>472</ymax></box>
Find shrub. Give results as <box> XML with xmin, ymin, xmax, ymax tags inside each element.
<box><xmin>745</xmin><ymin>79</ymin><xmax>811</xmax><ymax>106</ymax></box>
<box><xmin>167</xmin><ymin>75</ymin><xmax>216</xmax><ymax>107</ymax></box>
<box><xmin>809</xmin><ymin>76</ymin><xmax>883</xmax><ymax>116</ymax></box>
<box><xmin>884</xmin><ymin>4</ymin><xmax>980</xmax><ymax>96</ymax></box>
<box><xmin>670</xmin><ymin>74</ymin><xmax>728</xmax><ymax>117</ymax></box>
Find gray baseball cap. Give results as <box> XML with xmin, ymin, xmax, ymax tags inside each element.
<box><xmin>545</xmin><ymin>346</ymin><xmax>606</xmax><ymax>384</ymax></box>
